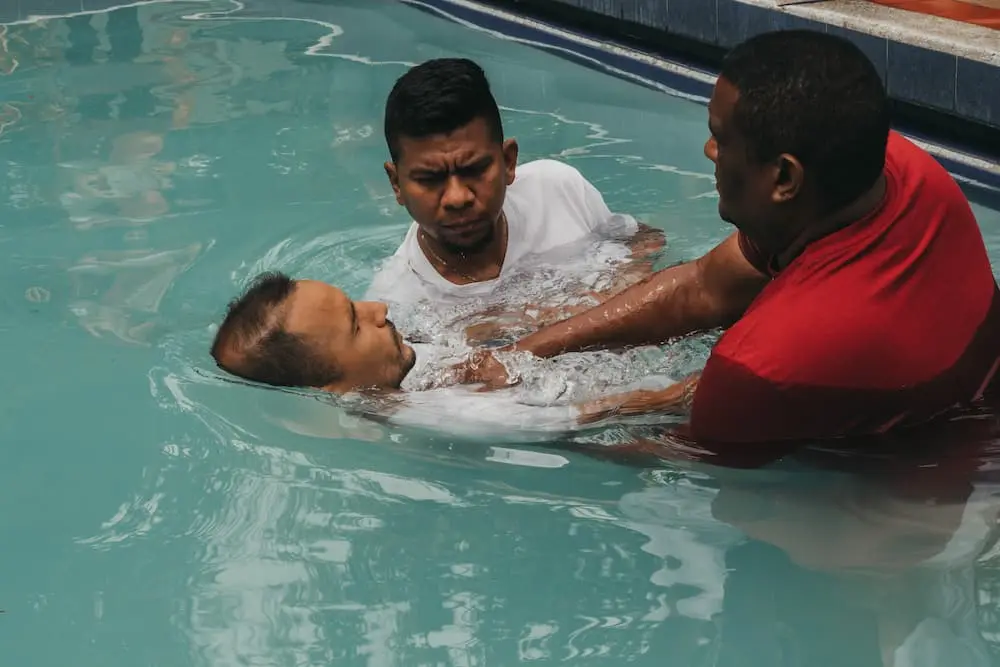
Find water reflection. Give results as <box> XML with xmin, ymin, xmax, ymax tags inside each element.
<box><xmin>59</xmin><ymin>130</ymin><xmax>175</xmax><ymax>227</ymax></box>
<box><xmin>67</xmin><ymin>243</ymin><xmax>203</xmax><ymax>344</ymax></box>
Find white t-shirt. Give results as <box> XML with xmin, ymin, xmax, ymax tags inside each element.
<box><xmin>357</xmin><ymin>341</ymin><xmax>678</xmax><ymax>443</ymax></box>
<box><xmin>364</xmin><ymin>159</ymin><xmax>638</xmax><ymax>305</ymax></box>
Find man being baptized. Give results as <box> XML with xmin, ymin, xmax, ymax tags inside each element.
<box><xmin>211</xmin><ymin>271</ymin><xmax>416</xmax><ymax>394</ymax></box>
<box><xmin>209</xmin><ymin>271</ymin><xmax>682</xmax><ymax>441</ymax></box>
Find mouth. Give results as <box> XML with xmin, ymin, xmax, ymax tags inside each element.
<box><xmin>442</xmin><ymin>218</ymin><xmax>489</xmax><ymax>236</ymax></box>
<box><xmin>388</xmin><ymin>319</ymin><xmax>407</xmax><ymax>353</ymax></box>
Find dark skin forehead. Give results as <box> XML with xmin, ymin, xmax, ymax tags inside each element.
<box><xmin>394</xmin><ymin>117</ymin><xmax>500</xmax><ymax>174</ymax></box>
<box><xmin>708</xmin><ymin>77</ymin><xmax>739</xmax><ymax>142</ymax></box>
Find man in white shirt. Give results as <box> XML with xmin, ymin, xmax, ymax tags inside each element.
<box><xmin>365</xmin><ymin>57</ymin><xmax>660</xmax><ymax>308</ymax></box>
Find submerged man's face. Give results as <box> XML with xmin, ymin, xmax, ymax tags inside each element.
<box><xmin>284</xmin><ymin>280</ymin><xmax>416</xmax><ymax>392</ymax></box>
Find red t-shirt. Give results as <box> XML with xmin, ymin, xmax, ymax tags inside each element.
<box><xmin>690</xmin><ymin>131</ymin><xmax>1000</xmax><ymax>444</ymax></box>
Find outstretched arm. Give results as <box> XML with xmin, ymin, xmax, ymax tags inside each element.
<box><xmin>576</xmin><ymin>374</ymin><xmax>700</xmax><ymax>424</ymax></box>
<box><xmin>454</xmin><ymin>232</ymin><xmax>769</xmax><ymax>386</ymax></box>
<box><xmin>463</xmin><ymin>223</ymin><xmax>667</xmax><ymax>346</ymax></box>
<box><xmin>516</xmin><ymin>231</ymin><xmax>767</xmax><ymax>357</ymax></box>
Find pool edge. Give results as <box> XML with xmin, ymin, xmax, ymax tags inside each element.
<box><xmin>403</xmin><ymin>0</ymin><xmax>1000</xmax><ymax>199</ymax></box>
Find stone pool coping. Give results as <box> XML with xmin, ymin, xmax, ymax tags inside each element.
<box><xmin>781</xmin><ymin>0</ymin><xmax>1000</xmax><ymax>67</ymax></box>
<box><xmin>507</xmin><ymin>0</ymin><xmax>1000</xmax><ymax>134</ymax></box>
<box><xmin>407</xmin><ymin>0</ymin><xmax>1000</xmax><ymax>197</ymax></box>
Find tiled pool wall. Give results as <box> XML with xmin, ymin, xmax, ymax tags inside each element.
<box><xmin>495</xmin><ymin>0</ymin><xmax>1000</xmax><ymax>139</ymax></box>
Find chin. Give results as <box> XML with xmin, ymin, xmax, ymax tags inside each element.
<box><xmin>441</xmin><ymin>226</ymin><xmax>495</xmax><ymax>254</ymax></box>
<box><xmin>402</xmin><ymin>343</ymin><xmax>417</xmax><ymax>371</ymax></box>
<box><xmin>384</xmin><ymin>345</ymin><xmax>416</xmax><ymax>390</ymax></box>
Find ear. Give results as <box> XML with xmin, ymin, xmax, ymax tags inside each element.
<box><xmin>502</xmin><ymin>138</ymin><xmax>519</xmax><ymax>186</ymax></box>
<box><xmin>384</xmin><ymin>161</ymin><xmax>403</xmax><ymax>206</ymax></box>
<box><xmin>772</xmin><ymin>153</ymin><xmax>804</xmax><ymax>204</ymax></box>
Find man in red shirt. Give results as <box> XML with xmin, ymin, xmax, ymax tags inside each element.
<box><xmin>454</xmin><ymin>29</ymin><xmax>1000</xmax><ymax>444</ymax></box>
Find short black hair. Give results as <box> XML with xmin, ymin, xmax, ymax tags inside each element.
<box><xmin>210</xmin><ymin>271</ymin><xmax>342</xmax><ymax>389</ymax></box>
<box><xmin>720</xmin><ymin>30</ymin><xmax>890</xmax><ymax>213</ymax></box>
<box><xmin>384</xmin><ymin>57</ymin><xmax>503</xmax><ymax>162</ymax></box>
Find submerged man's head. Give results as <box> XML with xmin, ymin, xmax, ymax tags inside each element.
<box><xmin>210</xmin><ymin>272</ymin><xmax>416</xmax><ymax>393</ymax></box>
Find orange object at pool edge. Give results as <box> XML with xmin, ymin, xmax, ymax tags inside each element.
<box><xmin>865</xmin><ymin>0</ymin><xmax>1000</xmax><ymax>29</ymax></box>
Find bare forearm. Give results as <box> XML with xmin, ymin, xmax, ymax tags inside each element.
<box><xmin>512</xmin><ymin>233</ymin><xmax>768</xmax><ymax>358</ymax></box>
<box><xmin>514</xmin><ymin>261</ymin><xmax>717</xmax><ymax>357</ymax></box>
<box><xmin>617</xmin><ymin>374</ymin><xmax>700</xmax><ymax>416</ymax></box>
<box><xmin>576</xmin><ymin>374</ymin><xmax>700</xmax><ymax>425</ymax></box>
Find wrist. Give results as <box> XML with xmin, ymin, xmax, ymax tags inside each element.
<box><xmin>511</xmin><ymin>329</ymin><xmax>562</xmax><ymax>358</ymax></box>
<box><xmin>629</xmin><ymin>379</ymin><xmax>698</xmax><ymax>415</ymax></box>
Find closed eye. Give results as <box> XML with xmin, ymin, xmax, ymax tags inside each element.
<box><xmin>456</xmin><ymin>157</ymin><xmax>492</xmax><ymax>178</ymax></box>
<box><xmin>411</xmin><ymin>170</ymin><xmax>446</xmax><ymax>185</ymax></box>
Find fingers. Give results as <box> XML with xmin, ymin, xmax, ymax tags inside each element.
<box><xmin>449</xmin><ymin>350</ymin><xmax>508</xmax><ymax>387</ymax></box>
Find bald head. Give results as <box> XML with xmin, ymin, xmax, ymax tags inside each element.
<box><xmin>211</xmin><ymin>272</ymin><xmax>417</xmax><ymax>393</ymax></box>
<box><xmin>210</xmin><ymin>272</ymin><xmax>343</xmax><ymax>389</ymax></box>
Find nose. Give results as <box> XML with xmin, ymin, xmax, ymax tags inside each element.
<box><xmin>704</xmin><ymin>136</ymin><xmax>718</xmax><ymax>164</ymax></box>
<box><xmin>358</xmin><ymin>301</ymin><xmax>389</xmax><ymax>326</ymax></box>
<box><xmin>441</xmin><ymin>174</ymin><xmax>474</xmax><ymax>211</ymax></box>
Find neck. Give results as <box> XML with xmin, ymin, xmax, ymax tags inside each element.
<box><xmin>420</xmin><ymin>213</ymin><xmax>508</xmax><ymax>285</ymax></box>
<box><xmin>773</xmin><ymin>174</ymin><xmax>887</xmax><ymax>271</ymax></box>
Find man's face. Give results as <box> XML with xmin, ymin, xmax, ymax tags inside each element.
<box><xmin>385</xmin><ymin>117</ymin><xmax>518</xmax><ymax>254</ymax></box>
<box><xmin>284</xmin><ymin>280</ymin><xmax>416</xmax><ymax>393</ymax></box>
<box><xmin>704</xmin><ymin>77</ymin><xmax>787</xmax><ymax>249</ymax></box>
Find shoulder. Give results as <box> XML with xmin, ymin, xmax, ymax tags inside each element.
<box><xmin>886</xmin><ymin>131</ymin><xmax>965</xmax><ymax>201</ymax></box>
<box><xmin>509</xmin><ymin>158</ymin><xmax>619</xmax><ymax>223</ymax></box>
<box><xmin>365</xmin><ymin>230</ymin><xmax>434</xmax><ymax>303</ymax></box>
<box><xmin>517</xmin><ymin>158</ymin><xmax>585</xmax><ymax>178</ymax></box>
<box><xmin>513</xmin><ymin>159</ymin><xmax>590</xmax><ymax>190</ymax></box>
<box><xmin>365</xmin><ymin>253</ymin><xmax>412</xmax><ymax>300</ymax></box>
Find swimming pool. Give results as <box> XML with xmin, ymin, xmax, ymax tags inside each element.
<box><xmin>4</xmin><ymin>0</ymin><xmax>1000</xmax><ymax>665</ymax></box>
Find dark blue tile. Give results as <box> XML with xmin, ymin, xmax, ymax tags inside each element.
<box><xmin>887</xmin><ymin>41</ymin><xmax>956</xmax><ymax>112</ymax></box>
<box><xmin>563</xmin><ymin>0</ymin><xmax>621</xmax><ymax>17</ymax></box>
<box><xmin>667</xmin><ymin>0</ymin><xmax>718</xmax><ymax>42</ymax></box>
<box><xmin>412</xmin><ymin>0</ymin><xmax>715</xmax><ymax>99</ymax></box>
<box><xmin>621</xmin><ymin>0</ymin><xmax>669</xmax><ymax>28</ymax></box>
<box><xmin>956</xmin><ymin>57</ymin><xmax>1000</xmax><ymax>128</ymax></box>
<box><xmin>770</xmin><ymin>12</ymin><xmax>827</xmax><ymax>34</ymax></box>
<box><xmin>826</xmin><ymin>26</ymin><xmax>887</xmax><ymax>83</ymax></box>
<box><xmin>717</xmin><ymin>0</ymin><xmax>826</xmax><ymax>49</ymax></box>
<box><xmin>717</xmin><ymin>0</ymin><xmax>773</xmax><ymax>48</ymax></box>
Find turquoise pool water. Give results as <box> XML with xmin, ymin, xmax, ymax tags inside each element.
<box><xmin>5</xmin><ymin>1</ymin><xmax>1000</xmax><ymax>665</ymax></box>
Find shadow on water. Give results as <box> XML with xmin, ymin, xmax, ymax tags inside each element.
<box><xmin>583</xmin><ymin>401</ymin><xmax>1000</xmax><ymax>666</ymax></box>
